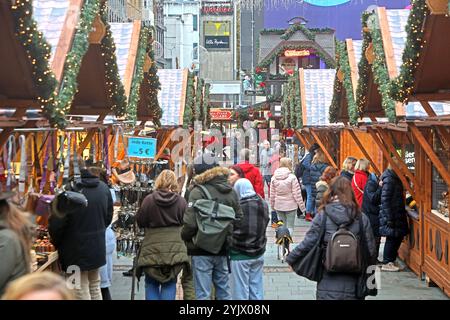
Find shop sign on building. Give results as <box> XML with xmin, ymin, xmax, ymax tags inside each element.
<box><xmin>202</xmin><ymin>1</ymin><xmax>233</xmax><ymax>15</ymax></box>
<box><xmin>284</xmin><ymin>49</ymin><xmax>311</xmax><ymax>57</ymax></box>
<box><xmin>204</xmin><ymin>21</ymin><xmax>230</xmax><ymax>49</ymax></box>
<box><xmin>210</xmin><ymin>108</ymin><xmax>233</xmax><ymax>121</ymax></box>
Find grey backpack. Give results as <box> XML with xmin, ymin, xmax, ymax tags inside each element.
<box><xmin>324</xmin><ymin>211</ymin><xmax>362</xmax><ymax>273</ymax></box>
<box><xmin>192</xmin><ymin>184</ymin><xmax>236</xmax><ymax>254</ymax></box>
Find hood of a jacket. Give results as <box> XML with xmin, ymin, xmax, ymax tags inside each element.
<box><xmin>273</xmin><ymin>167</ymin><xmax>291</xmax><ymax>180</ymax></box>
<box><xmin>323</xmin><ymin>202</ymin><xmax>357</xmax><ymax>226</ymax></box>
<box><xmin>79</xmin><ymin>169</ymin><xmax>100</xmax><ymax>187</ymax></box>
<box><xmin>238</xmin><ymin>162</ymin><xmax>257</xmax><ymax>174</ymax></box>
<box><xmin>234</xmin><ymin>178</ymin><xmax>256</xmax><ymax>199</ymax></box>
<box><xmin>193</xmin><ymin>167</ymin><xmax>233</xmax><ymax>193</ymax></box>
<box><xmin>153</xmin><ymin>190</ymin><xmax>179</xmax><ymax>207</ymax></box>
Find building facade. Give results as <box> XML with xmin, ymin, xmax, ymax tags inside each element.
<box><xmin>163</xmin><ymin>0</ymin><xmax>200</xmax><ymax>70</ymax></box>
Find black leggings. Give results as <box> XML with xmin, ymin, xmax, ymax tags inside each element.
<box><xmin>383</xmin><ymin>236</ymin><xmax>403</xmax><ymax>264</ymax></box>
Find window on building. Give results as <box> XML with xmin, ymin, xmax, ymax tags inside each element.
<box><xmin>193</xmin><ymin>14</ymin><xmax>198</xmax><ymax>31</ymax></box>
<box><xmin>193</xmin><ymin>43</ymin><xmax>198</xmax><ymax>60</ymax></box>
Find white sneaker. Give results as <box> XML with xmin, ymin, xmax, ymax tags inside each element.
<box><xmin>381</xmin><ymin>262</ymin><xmax>400</xmax><ymax>272</ymax></box>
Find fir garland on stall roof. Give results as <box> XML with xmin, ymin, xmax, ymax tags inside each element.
<box><xmin>183</xmin><ymin>71</ymin><xmax>195</xmax><ymax>128</ymax></box>
<box><xmin>337</xmin><ymin>40</ymin><xmax>358</xmax><ymax>125</ymax></box>
<box><xmin>127</xmin><ymin>26</ymin><xmax>150</xmax><ymax>122</ymax></box>
<box><xmin>49</xmin><ymin>0</ymin><xmax>100</xmax><ymax>128</ymax></box>
<box><xmin>329</xmin><ymin>73</ymin><xmax>342</xmax><ymax>123</ymax></box>
<box><xmin>203</xmin><ymin>83</ymin><xmax>211</xmax><ymax>128</ymax></box>
<box><xmin>390</xmin><ymin>0</ymin><xmax>429</xmax><ymax>103</ymax></box>
<box><xmin>281</xmin><ymin>24</ymin><xmax>315</xmax><ymax>41</ymax></box>
<box><xmin>10</xmin><ymin>0</ymin><xmax>57</xmax><ymax>119</ymax></box>
<box><xmin>99</xmin><ymin>4</ymin><xmax>127</xmax><ymax>118</ymax></box>
<box><xmin>370</xmin><ymin>24</ymin><xmax>396</xmax><ymax>122</ymax></box>
<box><xmin>355</xmin><ymin>12</ymin><xmax>373</xmax><ymax>119</ymax></box>
<box><xmin>194</xmin><ymin>78</ymin><xmax>203</xmax><ymax>122</ymax></box>
<box><xmin>294</xmin><ymin>70</ymin><xmax>303</xmax><ymax>129</ymax></box>
<box><xmin>146</xmin><ymin>48</ymin><xmax>162</xmax><ymax>127</ymax></box>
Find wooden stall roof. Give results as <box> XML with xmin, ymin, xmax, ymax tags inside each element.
<box><xmin>110</xmin><ymin>21</ymin><xmax>141</xmax><ymax>98</ymax></box>
<box><xmin>157</xmin><ymin>68</ymin><xmax>188</xmax><ymax>127</ymax></box>
<box><xmin>299</xmin><ymin>68</ymin><xmax>335</xmax><ymax>127</ymax></box>
<box><xmin>0</xmin><ymin>0</ymin><xmax>57</xmax><ymax>124</ymax></box>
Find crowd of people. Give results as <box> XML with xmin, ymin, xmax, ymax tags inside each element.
<box><xmin>0</xmin><ymin>139</ymin><xmax>410</xmax><ymax>300</ymax></box>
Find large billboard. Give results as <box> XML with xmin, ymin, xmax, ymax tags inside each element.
<box><xmin>263</xmin><ymin>0</ymin><xmax>411</xmax><ymax>40</ymax></box>
<box><xmin>204</xmin><ymin>21</ymin><xmax>231</xmax><ymax>49</ymax></box>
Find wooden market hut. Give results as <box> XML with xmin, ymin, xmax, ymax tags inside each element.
<box><xmin>0</xmin><ymin>0</ymin><xmax>59</xmax><ymax>148</ymax></box>
<box><xmin>389</xmin><ymin>0</ymin><xmax>450</xmax><ymax>295</ymax></box>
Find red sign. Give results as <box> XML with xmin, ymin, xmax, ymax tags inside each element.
<box><xmin>210</xmin><ymin>109</ymin><xmax>233</xmax><ymax>121</ymax></box>
<box><xmin>202</xmin><ymin>2</ymin><xmax>233</xmax><ymax>15</ymax></box>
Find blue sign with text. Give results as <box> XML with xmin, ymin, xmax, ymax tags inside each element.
<box><xmin>304</xmin><ymin>0</ymin><xmax>350</xmax><ymax>6</ymax></box>
<box><xmin>127</xmin><ymin>137</ymin><xmax>157</xmax><ymax>158</ymax></box>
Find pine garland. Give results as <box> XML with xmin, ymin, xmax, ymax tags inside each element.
<box><xmin>355</xmin><ymin>12</ymin><xmax>373</xmax><ymax>119</ymax></box>
<box><xmin>203</xmin><ymin>83</ymin><xmax>211</xmax><ymax>128</ymax></box>
<box><xmin>194</xmin><ymin>78</ymin><xmax>203</xmax><ymax>122</ymax></box>
<box><xmin>146</xmin><ymin>48</ymin><xmax>162</xmax><ymax>127</ymax></box>
<box><xmin>127</xmin><ymin>26</ymin><xmax>150</xmax><ymax>122</ymax></box>
<box><xmin>281</xmin><ymin>24</ymin><xmax>315</xmax><ymax>41</ymax></box>
<box><xmin>10</xmin><ymin>0</ymin><xmax>57</xmax><ymax>119</ymax></box>
<box><xmin>50</xmin><ymin>0</ymin><xmax>100</xmax><ymax>128</ymax></box>
<box><xmin>337</xmin><ymin>41</ymin><xmax>358</xmax><ymax>124</ymax></box>
<box><xmin>329</xmin><ymin>73</ymin><xmax>342</xmax><ymax>123</ymax></box>
<box><xmin>390</xmin><ymin>0</ymin><xmax>429</xmax><ymax>103</ymax></box>
<box><xmin>100</xmin><ymin>4</ymin><xmax>127</xmax><ymax>118</ymax></box>
<box><xmin>183</xmin><ymin>71</ymin><xmax>195</xmax><ymax>127</ymax></box>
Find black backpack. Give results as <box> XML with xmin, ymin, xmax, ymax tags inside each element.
<box><xmin>324</xmin><ymin>211</ymin><xmax>362</xmax><ymax>274</ymax></box>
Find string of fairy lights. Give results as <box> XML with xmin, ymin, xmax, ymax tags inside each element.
<box><xmin>390</xmin><ymin>0</ymin><xmax>429</xmax><ymax>104</ymax></box>
<box><xmin>10</xmin><ymin>0</ymin><xmax>57</xmax><ymax>114</ymax></box>
<box><xmin>146</xmin><ymin>47</ymin><xmax>162</xmax><ymax>127</ymax></box>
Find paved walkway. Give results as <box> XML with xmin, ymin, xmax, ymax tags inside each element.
<box><xmin>110</xmin><ymin>216</ymin><xmax>448</xmax><ymax>300</ymax></box>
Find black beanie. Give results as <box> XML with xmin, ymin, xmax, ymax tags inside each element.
<box><xmin>193</xmin><ymin>153</ymin><xmax>218</xmax><ymax>175</ymax></box>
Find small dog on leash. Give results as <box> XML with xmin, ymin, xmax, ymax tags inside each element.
<box><xmin>275</xmin><ymin>220</ymin><xmax>293</xmax><ymax>263</ymax></box>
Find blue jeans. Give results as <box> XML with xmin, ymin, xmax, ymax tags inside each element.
<box><xmin>144</xmin><ymin>275</ymin><xmax>177</xmax><ymax>300</ymax></box>
<box><xmin>304</xmin><ymin>184</ymin><xmax>315</xmax><ymax>214</ymax></box>
<box><xmin>231</xmin><ymin>256</ymin><xmax>264</xmax><ymax>300</ymax></box>
<box><xmin>191</xmin><ymin>256</ymin><xmax>231</xmax><ymax>300</ymax></box>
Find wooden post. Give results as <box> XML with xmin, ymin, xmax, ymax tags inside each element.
<box><xmin>77</xmin><ymin>114</ymin><xmax>107</xmax><ymax>154</ymax></box>
<box><xmin>375</xmin><ymin>128</ymin><xmax>417</xmax><ymax>186</ymax></box>
<box><xmin>309</xmin><ymin>129</ymin><xmax>338</xmax><ymax>169</ymax></box>
<box><xmin>154</xmin><ymin>129</ymin><xmax>176</xmax><ymax>160</ymax></box>
<box><xmin>295</xmin><ymin>130</ymin><xmax>311</xmax><ymax>149</ymax></box>
<box><xmin>347</xmin><ymin>129</ymin><xmax>381</xmax><ymax>175</ymax></box>
<box><xmin>367</xmin><ymin>127</ymin><xmax>416</xmax><ymax>198</ymax></box>
<box><xmin>409</xmin><ymin>123</ymin><xmax>450</xmax><ymax>186</ymax></box>
<box><xmin>420</xmin><ymin>101</ymin><xmax>450</xmax><ymax>150</ymax></box>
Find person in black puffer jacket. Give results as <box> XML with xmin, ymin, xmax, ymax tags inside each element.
<box><xmin>286</xmin><ymin>176</ymin><xmax>376</xmax><ymax>300</ymax></box>
<box><xmin>361</xmin><ymin>172</ymin><xmax>382</xmax><ymax>259</ymax></box>
<box><xmin>49</xmin><ymin>165</ymin><xmax>113</xmax><ymax>300</ymax></box>
<box><xmin>379</xmin><ymin>164</ymin><xmax>408</xmax><ymax>272</ymax></box>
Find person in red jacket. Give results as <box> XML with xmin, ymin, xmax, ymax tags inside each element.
<box><xmin>236</xmin><ymin>149</ymin><xmax>265</xmax><ymax>198</ymax></box>
<box><xmin>351</xmin><ymin>158</ymin><xmax>370</xmax><ymax>207</ymax></box>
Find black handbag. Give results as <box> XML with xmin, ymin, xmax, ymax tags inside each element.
<box><xmin>356</xmin><ymin>218</ymin><xmax>378</xmax><ymax>299</ymax></box>
<box><xmin>289</xmin><ymin>213</ymin><xmax>327</xmax><ymax>282</ymax></box>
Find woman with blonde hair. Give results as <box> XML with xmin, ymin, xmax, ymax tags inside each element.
<box><xmin>270</xmin><ymin>158</ymin><xmax>306</xmax><ymax>236</ymax></box>
<box><xmin>340</xmin><ymin>156</ymin><xmax>357</xmax><ymax>181</ymax></box>
<box><xmin>0</xmin><ymin>192</ymin><xmax>33</xmax><ymax>296</ymax></box>
<box><xmin>352</xmin><ymin>158</ymin><xmax>370</xmax><ymax>207</ymax></box>
<box><xmin>309</xmin><ymin>150</ymin><xmax>328</xmax><ymax>221</ymax></box>
<box><xmin>136</xmin><ymin>170</ymin><xmax>189</xmax><ymax>300</ymax></box>
<box><xmin>2</xmin><ymin>271</ymin><xmax>74</xmax><ymax>300</ymax></box>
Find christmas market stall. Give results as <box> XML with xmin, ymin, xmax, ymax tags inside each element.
<box><xmin>390</xmin><ymin>0</ymin><xmax>450</xmax><ymax>295</ymax></box>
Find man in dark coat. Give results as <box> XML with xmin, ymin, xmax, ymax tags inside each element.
<box><xmin>379</xmin><ymin>166</ymin><xmax>408</xmax><ymax>272</ymax></box>
<box><xmin>49</xmin><ymin>166</ymin><xmax>113</xmax><ymax>300</ymax></box>
<box><xmin>181</xmin><ymin>155</ymin><xmax>243</xmax><ymax>300</ymax></box>
<box><xmin>361</xmin><ymin>172</ymin><xmax>382</xmax><ymax>261</ymax></box>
